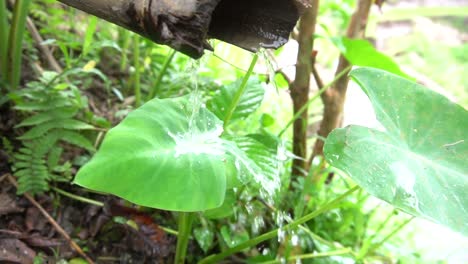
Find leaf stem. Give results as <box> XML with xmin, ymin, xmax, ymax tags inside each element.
<box><xmin>198</xmin><ymin>186</ymin><xmax>359</xmax><ymax>264</ymax></box>
<box><xmin>223</xmin><ymin>53</ymin><xmax>259</xmax><ymax>129</ymax></box>
<box><xmin>0</xmin><ymin>0</ymin><xmax>9</xmax><ymax>84</ymax></box>
<box><xmin>368</xmin><ymin>216</ymin><xmax>414</xmax><ymax>254</ymax></box>
<box><xmin>148</xmin><ymin>49</ymin><xmax>176</xmax><ymax>100</ymax></box>
<box><xmin>174</xmin><ymin>212</ymin><xmax>195</xmax><ymax>264</ymax></box>
<box><xmin>260</xmin><ymin>248</ymin><xmax>352</xmax><ymax>264</ymax></box>
<box><xmin>52</xmin><ymin>186</ymin><xmax>104</xmax><ymax>207</ymax></box>
<box><xmin>7</xmin><ymin>0</ymin><xmax>32</xmax><ymax>90</ymax></box>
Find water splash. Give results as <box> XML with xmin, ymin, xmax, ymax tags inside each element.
<box><xmin>389</xmin><ymin>161</ymin><xmax>420</xmax><ymax>213</ymax></box>
<box><xmin>168</xmin><ymin>125</ymin><xmax>225</xmax><ymax>158</ymax></box>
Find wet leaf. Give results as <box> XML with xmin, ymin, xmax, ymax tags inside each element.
<box><xmin>220</xmin><ymin>225</ymin><xmax>250</xmax><ymax>248</ymax></box>
<box><xmin>194</xmin><ymin>226</ymin><xmax>214</xmax><ymax>253</ymax></box>
<box><xmin>74</xmin><ymin>94</ymin><xmax>228</xmax><ymax>212</ymax></box>
<box><xmin>230</xmin><ymin>134</ymin><xmax>283</xmax><ymax>197</ymax></box>
<box><xmin>324</xmin><ymin>67</ymin><xmax>468</xmax><ymax>235</ymax></box>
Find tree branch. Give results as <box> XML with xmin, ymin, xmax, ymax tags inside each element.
<box><xmin>290</xmin><ymin>0</ymin><xmax>319</xmax><ymax>177</ymax></box>
<box><xmin>309</xmin><ymin>0</ymin><xmax>373</xmax><ymax>167</ymax></box>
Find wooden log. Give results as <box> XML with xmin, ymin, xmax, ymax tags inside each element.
<box><xmin>57</xmin><ymin>0</ymin><xmax>308</xmax><ymax>58</ymax></box>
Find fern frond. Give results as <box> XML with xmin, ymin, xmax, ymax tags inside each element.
<box><xmin>15</xmin><ymin>107</ymin><xmax>78</xmax><ymax>128</ymax></box>
<box><xmin>60</xmin><ymin>131</ymin><xmax>96</xmax><ymax>152</ymax></box>
<box><xmin>18</xmin><ymin>118</ymin><xmax>95</xmax><ymax>140</ymax></box>
<box><xmin>13</xmin><ymin>141</ymin><xmax>50</xmax><ymax>194</ymax></box>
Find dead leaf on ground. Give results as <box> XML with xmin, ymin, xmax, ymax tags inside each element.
<box><xmin>0</xmin><ymin>193</ymin><xmax>23</xmax><ymax>216</ymax></box>
<box><xmin>0</xmin><ymin>238</ymin><xmax>36</xmax><ymax>264</ymax></box>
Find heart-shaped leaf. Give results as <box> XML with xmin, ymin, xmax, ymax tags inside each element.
<box><xmin>332</xmin><ymin>37</ymin><xmax>410</xmax><ymax>79</ymax></box>
<box><xmin>74</xmin><ymin>94</ymin><xmax>228</xmax><ymax>212</ymax></box>
<box><xmin>324</xmin><ymin>67</ymin><xmax>468</xmax><ymax>235</ymax></box>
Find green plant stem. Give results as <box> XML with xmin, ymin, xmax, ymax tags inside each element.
<box><xmin>367</xmin><ymin>216</ymin><xmax>414</xmax><ymax>254</ymax></box>
<box><xmin>198</xmin><ymin>186</ymin><xmax>359</xmax><ymax>264</ymax></box>
<box><xmin>223</xmin><ymin>53</ymin><xmax>258</xmax><ymax>129</ymax></box>
<box><xmin>119</xmin><ymin>29</ymin><xmax>131</xmax><ymax>72</ymax></box>
<box><xmin>260</xmin><ymin>248</ymin><xmax>352</xmax><ymax>264</ymax></box>
<box><xmin>0</xmin><ymin>0</ymin><xmax>9</xmax><ymax>83</ymax></box>
<box><xmin>52</xmin><ymin>187</ymin><xmax>179</xmax><ymax>236</ymax></box>
<box><xmin>52</xmin><ymin>187</ymin><xmax>104</xmax><ymax>207</ymax></box>
<box><xmin>7</xmin><ymin>0</ymin><xmax>32</xmax><ymax>90</ymax></box>
<box><xmin>278</xmin><ymin>65</ymin><xmax>352</xmax><ymax>137</ymax></box>
<box><xmin>148</xmin><ymin>49</ymin><xmax>176</xmax><ymax>100</ymax></box>
<box><xmin>294</xmin><ymin>161</ymin><xmax>318</xmax><ymax>218</ymax></box>
<box><xmin>175</xmin><ymin>212</ymin><xmax>195</xmax><ymax>264</ymax></box>
<box><xmin>357</xmin><ymin>208</ymin><xmax>396</xmax><ymax>259</ymax></box>
<box><xmin>298</xmin><ymin>225</ymin><xmax>358</xmax><ymax>257</ymax></box>
<box><xmin>133</xmin><ymin>35</ymin><xmax>141</xmax><ymax>106</ymax></box>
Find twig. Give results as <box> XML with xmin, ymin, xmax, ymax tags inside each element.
<box><xmin>311</xmin><ymin>64</ymin><xmax>324</xmax><ymax>90</ymax></box>
<box><xmin>25</xmin><ymin>16</ymin><xmax>63</xmax><ymax>73</ymax></box>
<box><xmin>290</xmin><ymin>0</ymin><xmax>320</xmax><ymax>177</ymax></box>
<box><xmin>6</xmin><ymin>174</ymin><xmax>95</xmax><ymax>264</ymax></box>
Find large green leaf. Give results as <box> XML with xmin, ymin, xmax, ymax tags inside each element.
<box><xmin>324</xmin><ymin>67</ymin><xmax>468</xmax><ymax>235</ymax></box>
<box><xmin>332</xmin><ymin>37</ymin><xmax>409</xmax><ymax>79</ymax></box>
<box><xmin>207</xmin><ymin>78</ymin><xmax>265</xmax><ymax>122</ymax></box>
<box><xmin>74</xmin><ymin>94</ymin><xmax>229</xmax><ymax>212</ymax></box>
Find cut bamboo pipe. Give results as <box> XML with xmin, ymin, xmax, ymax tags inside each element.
<box><xmin>58</xmin><ymin>0</ymin><xmax>308</xmax><ymax>58</ymax></box>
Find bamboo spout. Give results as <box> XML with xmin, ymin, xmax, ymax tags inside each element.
<box><xmin>58</xmin><ymin>0</ymin><xmax>308</xmax><ymax>58</ymax></box>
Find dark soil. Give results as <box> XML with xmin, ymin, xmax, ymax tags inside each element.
<box><xmin>0</xmin><ymin>176</ymin><xmax>180</xmax><ymax>263</ymax></box>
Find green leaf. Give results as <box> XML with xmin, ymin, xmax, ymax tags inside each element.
<box><xmin>18</xmin><ymin>119</ymin><xmax>95</xmax><ymax>140</ymax></box>
<box><xmin>229</xmin><ymin>134</ymin><xmax>282</xmax><ymax>198</ymax></box>
<box><xmin>207</xmin><ymin>78</ymin><xmax>265</xmax><ymax>122</ymax></box>
<box><xmin>332</xmin><ymin>37</ymin><xmax>410</xmax><ymax>79</ymax></box>
<box><xmin>324</xmin><ymin>67</ymin><xmax>468</xmax><ymax>235</ymax></box>
<box><xmin>194</xmin><ymin>226</ymin><xmax>215</xmax><ymax>253</ymax></box>
<box><xmin>203</xmin><ymin>190</ymin><xmax>236</xmax><ymax>219</ymax></box>
<box><xmin>260</xmin><ymin>113</ymin><xmax>275</xmax><ymax>128</ymax></box>
<box><xmin>15</xmin><ymin>107</ymin><xmax>78</xmax><ymax>127</ymax></box>
<box><xmin>220</xmin><ymin>225</ymin><xmax>250</xmax><ymax>248</ymax></box>
<box><xmin>74</xmin><ymin>94</ymin><xmax>229</xmax><ymax>212</ymax></box>
<box><xmin>60</xmin><ymin>131</ymin><xmax>96</xmax><ymax>152</ymax></box>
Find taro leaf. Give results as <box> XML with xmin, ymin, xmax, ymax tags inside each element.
<box><xmin>74</xmin><ymin>94</ymin><xmax>228</xmax><ymax>212</ymax></box>
<box><xmin>332</xmin><ymin>37</ymin><xmax>409</xmax><ymax>79</ymax></box>
<box><xmin>324</xmin><ymin>67</ymin><xmax>468</xmax><ymax>235</ymax></box>
<box><xmin>207</xmin><ymin>78</ymin><xmax>265</xmax><ymax>122</ymax></box>
<box><xmin>229</xmin><ymin>135</ymin><xmax>283</xmax><ymax>198</ymax></box>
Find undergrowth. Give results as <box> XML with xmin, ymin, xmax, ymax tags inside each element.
<box><xmin>8</xmin><ymin>70</ymin><xmax>97</xmax><ymax>194</ymax></box>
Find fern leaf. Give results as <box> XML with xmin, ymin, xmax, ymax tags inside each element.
<box><xmin>14</xmin><ymin>98</ymin><xmax>69</xmax><ymax>111</ymax></box>
<box><xmin>13</xmin><ymin>142</ymin><xmax>50</xmax><ymax>195</ymax></box>
<box><xmin>19</xmin><ymin>119</ymin><xmax>95</xmax><ymax>140</ymax></box>
<box><xmin>15</xmin><ymin>107</ymin><xmax>78</xmax><ymax>128</ymax></box>
<box><xmin>34</xmin><ymin>131</ymin><xmax>61</xmax><ymax>155</ymax></box>
<box><xmin>60</xmin><ymin>131</ymin><xmax>96</xmax><ymax>152</ymax></box>
<box><xmin>47</xmin><ymin>146</ymin><xmax>63</xmax><ymax>170</ymax></box>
